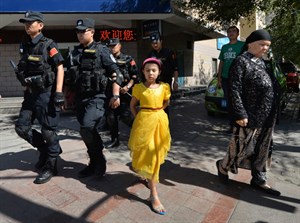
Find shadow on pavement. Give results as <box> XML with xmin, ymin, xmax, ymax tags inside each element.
<box><xmin>0</xmin><ymin>149</ymin><xmax>41</xmax><ymax>173</ymax></box>
<box><xmin>159</xmin><ymin>160</ymin><xmax>298</xmax><ymax>213</ymax></box>
<box><xmin>0</xmin><ymin>148</ymin><xmax>150</xmax><ymax>222</ymax></box>
<box><xmin>77</xmin><ymin>171</ymin><xmax>149</xmax><ymax>219</ymax></box>
<box><xmin>0</xmin><ymin>187</ymin><xmax>92</xmax><ymax>223</ymax></box>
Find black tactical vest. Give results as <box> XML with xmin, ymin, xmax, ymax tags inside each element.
<box><xmin>18</xmin><ymin>37</ymin><xmax>55</xmax><ymax>89</ymax></box>
<box><xmin>115</xmin><ymin>54</ymin><xmax>132</xmax><ymax>83</ymax></box>
<box><xmin>76</xmin><ymin>43</ymin><xmax>106</xmax><ymax>95</ymax></box>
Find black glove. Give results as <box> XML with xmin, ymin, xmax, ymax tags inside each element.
<box><xmin>54</xmin><ymin>92</ymin><xmax>65</xmax><ymax>107</ymax></box>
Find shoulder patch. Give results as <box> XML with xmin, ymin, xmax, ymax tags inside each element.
<box><xmin>130</xmin><ymin>60</ymin><xmax>136</xmax><ymax>66</ymax></box>
<box><xmin>49</xmin><ymin>47</ymin><xmax>58</xmax><ymax>57</ymax></box>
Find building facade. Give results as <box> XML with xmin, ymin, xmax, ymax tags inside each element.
<box><xmin>0</xmin><ymin>0</ymin><xmax>226</xmax><ymax>97</ymax></box>
<box><xmin>192</xmin><ymin>11</ymin><xmax>268</xmax><ymax>88</ymax></box>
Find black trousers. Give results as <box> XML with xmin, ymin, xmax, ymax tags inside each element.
<box><xmin>15</xmin><ymin>88</ymin><xmax>62</xmax><ymax>158</ymax></box>
<box><xmin>75</xmin><ymin>95</ymin><xmax>106</xmax><ymax>158</ymax></box>
<box><xmin>106</xmin><ymin>97</ymin><xmax>133</xmax><ymax>139</ymax></box>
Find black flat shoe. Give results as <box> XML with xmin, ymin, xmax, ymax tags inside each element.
<box><xmin>105</xmin><ymin>138</ymin><xmax>120</xmax><ymax>148</ymax></box>
<box><xmin>250</xmin><ymin>180</ymin><xmax>281</xmax><ymax>196</ymax></box>
<box><xmin>216</xmin><ymin>160</ymin><xmax>229</xmax><ymax>185</ymax></box>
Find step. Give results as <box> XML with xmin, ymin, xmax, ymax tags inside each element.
<box><xmin>0</xmin><ymin>97</ymin><xmax>23</xmax><ymax>115</ymax></box>
<box><xmin>0</xmin><ymin>86</ymin><xmax>207</xmax><ymax>114</ymax></box>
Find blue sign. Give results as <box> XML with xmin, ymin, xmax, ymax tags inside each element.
<box><xmin>0</xmin><ymin>0</ymin><xmax>172</xmax><ymax>13</ymax></box>
<box><xmin>217</xmin><ymin>37</ymin><xmax>229</xmax><ymax>50</ymax></box>
<box><xmin>142</xmin><ymin>20</ymin><xmax>161</xmax><ymax>39</ymax></box>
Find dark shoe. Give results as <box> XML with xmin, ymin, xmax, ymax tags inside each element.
<box><xmin>216</xmin><ymin>160</ymin><xmax>229</xmax><ymax>185</ymax></box>
<box><xmin>250</xmin><ymin>180</ymin><xmax>281</xmax><ymax>196</ymax></box>
<box><xmin>78</xmin><ymin>164</ymin><xmax>96</xmax><ymax>178</ymax></box>
<box><xmin>94</xmin><ymin>157</ymin><xmax>106</xmax><ymax>177</ymax></box>
<box><xmin>34</xmin><ymin>157</ymin><xmax>58</xmax><ymax>184</ymax></box>
<box><xmin>105</xmin><ymin>138</ymin><xmax>120</xmax><ymax>148</ymax></box>
<box><xmin>78</xmin><ymin>158</ymin><xmax>106</xmax><ymax>178</ymax></box>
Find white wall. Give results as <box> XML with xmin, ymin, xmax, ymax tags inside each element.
<box><xmin>0</xmin><ymin>44</ymin><xmax>22</xmax><ymax>97</ymax></box>
<box><xmin>184</xmin><ymin>39</ymin><xmax>219</xmax><ymax>86</ymax></box>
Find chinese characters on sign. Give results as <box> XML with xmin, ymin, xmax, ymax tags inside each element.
<box><xmin>99</xmin><ymin>29</ymin><xmax>136</xmax><ymax>42</ymax></box>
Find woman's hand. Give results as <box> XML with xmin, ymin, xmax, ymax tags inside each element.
<box><xmin>236</xmin><ymin>118</ymin><xmax>248</xmax><ymax>127</ymax></box>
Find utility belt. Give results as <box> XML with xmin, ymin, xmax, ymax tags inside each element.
<box><xmin>26</xmin><ymin>83</ymin><xmax>52</xmax><ymax>94</ymax></box>
<box><xmin>24</xmin><ymin>72</ymin><xmax>55</xmax><ymax>90</ymax></box>
<box><xmin>25</xmin><ymin>75</ymin><xmax>44</xmax><ymax>89</ymax></box>
<box><xmin>79</xmin><ymin>91</ymin><xmax>105</xmax><ymax>99</ymax></box>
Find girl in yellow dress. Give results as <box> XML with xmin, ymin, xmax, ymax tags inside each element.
<box><xmin>128</xmin><ymin>57</ymin><xmax>171</xmax><ymax>215</ymax></box>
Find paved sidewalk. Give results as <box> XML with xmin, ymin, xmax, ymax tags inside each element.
<box><xmin>0</xmin><ymin>93</ymin><xmax>299</xmax><ymax>223</ymax></box>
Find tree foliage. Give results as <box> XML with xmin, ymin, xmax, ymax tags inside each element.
<box><xmin>172</xmin><ymin>0</ymin><xmax>300</xmax><ymax>65</ymax></box>
<box><xmin>266</xmin><ymin>0</ymin><xmax>300</xmax><ymax>65</ymax></box>
<box><xmin>172</xmin><ymin>0</ymin><xmax>270</xmax><ymax>30</ymax></box>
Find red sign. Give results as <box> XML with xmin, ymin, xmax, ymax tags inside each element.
<box><xmin>99</xmin><ymin>29</ymin><xmax>137</xmax><ymax>42</ymax></box>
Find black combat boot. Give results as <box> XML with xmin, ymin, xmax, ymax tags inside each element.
<box><xmin>94</xmin><ymin>155</ymin><xmax>107</xmax><ymax>177</ymax></box>
<box><xmin>78</xmin><ymin>154</ymin><xmax>106</xmax><ymax>178</ymax></box>
<box><xmin>78</xmin><ymin>162</ymin><xmax>96</xmax><ymax>178</ymax></box>
<box><xmin>105</xmin><ymin>138</ymin><xmax>120</xmax><ymax>148</ymax></box>
<box><xmin>34</xmin><ymin>157</ymin><xmax>58</xmax><ymax>184</ymax></box>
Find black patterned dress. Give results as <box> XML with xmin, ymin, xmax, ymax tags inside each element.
<box><xmin>220</xmin><ymin>51</ymin><xmax>280</xmax><ymax>185</ymax></box>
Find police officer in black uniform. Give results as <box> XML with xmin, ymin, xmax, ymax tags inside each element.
<box><xmin>67</xmin><ymin>18</ymin><xmax>122</xmax><ymax>178</ymax></box>
<box><xmin>148</xmin><ymin>32</ymin><xmax>179</xmax><ymax>116</ymax></box>
<box><xmin>104</xmin><ymin>38</ymin><xmax>139</xmax><ymax>148</ymax></box>
<box><xmin>15</xmin><ymin>11</ymin><xmax>65</xmax><ymax>184</ymax></box>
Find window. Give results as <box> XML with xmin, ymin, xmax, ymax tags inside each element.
<box><xmin>212</xmin><ymin>58</ymin><xmax>217</xmax><ymax>75</ymax></box>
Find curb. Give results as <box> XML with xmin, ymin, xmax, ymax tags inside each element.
<box><xmin>0</xmin><ymin>86</ymin><xmax>207</xmax><ymax>115</ymax></box>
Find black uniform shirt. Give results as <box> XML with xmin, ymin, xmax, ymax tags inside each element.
<box><xmin>22</xmin><ymin>33</ymin><xmax>64</xmax><ymax>68</ymax></box>
<box><xmin>148</xmin><ymin>47</ymin><xmax>178</xmax><ymax>85</ymax></box>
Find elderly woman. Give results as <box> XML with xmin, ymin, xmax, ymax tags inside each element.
<box><xmin>216</xmin><ymin>29</ymin><xmax>281</xmax><ymax>196</ymax></box>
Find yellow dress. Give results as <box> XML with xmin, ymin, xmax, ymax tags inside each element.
<box><xmin>128</xmin><ymin>82</ymin><xmax>171</xmax><ymax>182</ymax></box>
